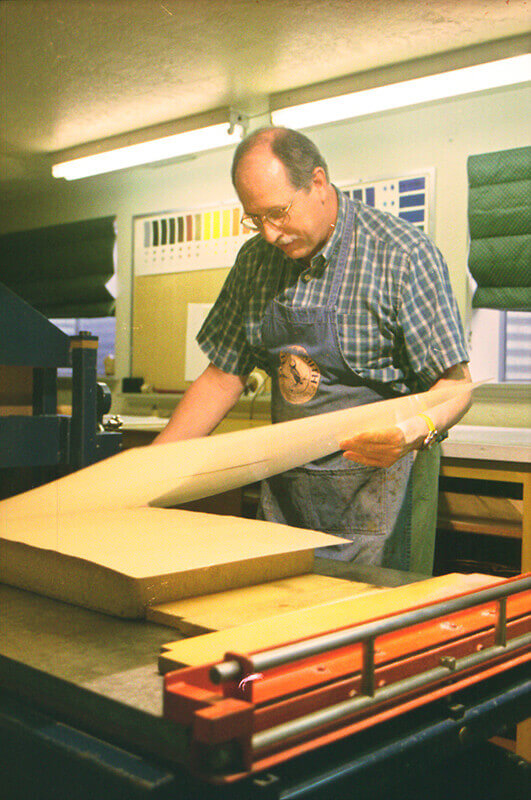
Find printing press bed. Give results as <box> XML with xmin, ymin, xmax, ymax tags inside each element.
<box><xmin>1</xmin><ymin>561</ymin><xmax>529</xmax><ymax>800</ymax></box>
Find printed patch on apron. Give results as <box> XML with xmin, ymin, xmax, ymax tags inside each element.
<box><xmin>278</xmin><ymin>346</ymin><xmax>321</xmax><ymax>404</ymax></box>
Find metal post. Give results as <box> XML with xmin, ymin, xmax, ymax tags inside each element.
<box><xmin>70</xmin><ymin>333</ymin><xmax>98</xmax><ymax>470</ymax></box>
<box><xmin>496</xmin><ymin>597</ymin><xmax>507</xmax><ymax>648</ymax></box>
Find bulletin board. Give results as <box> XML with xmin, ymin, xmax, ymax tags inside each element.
<box><xmin>131</xmin><ymin>200</ymin><xmax>251</xmax><ymax>391</ymax></box>
<box><xmin>131</xmin><ymin>172</ymin><xmax>433</xmax><ymax>391</ymax></box>
<box><xmin>132</xmin><ymin>268</ymin><xmax>228</xmax><ymax>392</ymax></box>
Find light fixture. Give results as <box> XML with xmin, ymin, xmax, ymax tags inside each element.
<box><xmin>271</xmin><ymin>54</ymin><xmax>530</xmax><ymax>129</ymax></box>
<box><xmin>52</xmin><ymin>111</ymin><xmax>248</xmax><ymax>180</ymax></box>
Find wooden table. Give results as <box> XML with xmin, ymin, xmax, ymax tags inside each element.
<box><xmin>440</xmin><ymin>427</ymin><xmax>530</xmax><ymax>572</ymax></box>
<box><xmin>441</xmin><ymin>428</ymin><xmax>530</xmax><ymax>760</ymax></box>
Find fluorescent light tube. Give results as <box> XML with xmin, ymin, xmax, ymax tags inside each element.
<box><xmin>271</xmin><ymin>54</ymin><xmax>531</xmax><ymax>129</ymax></box>
<box><xmin>52</xmin><ymin>122</ymin><xmax>244</xmax><ymax>180</ymax></box>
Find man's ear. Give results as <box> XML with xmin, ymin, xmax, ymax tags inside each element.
<box><xmin>312</xmin><ymin>166</ymin><xmax>329</xmax><ymax>199</ymax></box>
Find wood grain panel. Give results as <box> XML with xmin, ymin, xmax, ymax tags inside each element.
<box><xmin>147</xmin><ymin>574</ymin><xmax>376</xmax><ymax>634</ymax></box>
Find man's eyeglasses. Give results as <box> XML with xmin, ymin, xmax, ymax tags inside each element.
<box><xmin>240</xmin><ymin>188</ymin><xmax>303</xmax><ymax>232</ymax></box>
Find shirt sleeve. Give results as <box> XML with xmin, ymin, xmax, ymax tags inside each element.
<box><xmin>398</xmin><ymin>238</ymin><xmax>469</xmax><ymax>390</ymax></box>
<box><xmin>196</xmin><ymin>246</ymin><xmax>257</xmax><ymax>376</ymax></box>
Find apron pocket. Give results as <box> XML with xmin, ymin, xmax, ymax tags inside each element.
<box><xmin>259</xmin><ymin>464</ymin><xmax>386</xmax><ymax>536</ymax></box>
<box><xmin>309</xmin><ymin>457</ymin><xmax>414</xmax><ymax>567</ymax></box>
<box><xmin>260</xmin><ymin>455</ymin><xmax>412</xmax><ymax>533</ymax></box>
<box><xmin>304</xmin><ymin>465</ymin><xmax>385</xmax><ymax>535</ymax></box>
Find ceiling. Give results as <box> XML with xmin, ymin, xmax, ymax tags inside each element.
<box><xmin>1</xmin><ymin>0</ymin><xmax>529</xmax><ymax>186</ymax></box>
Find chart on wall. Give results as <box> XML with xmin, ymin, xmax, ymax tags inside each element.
<box><xmin>340</xmin><ymin>172</ymin><xmax>434</xmax><ymax>235</ymax></box>
<box><xmin>133</xmin><ymin>172</ymin><xmax>433</xmax><ymax>277</ymax></box>
<box><xmin>133</xmin><ymin>203</ymin><xmax>253</xmax><ymax>276</ymax></box>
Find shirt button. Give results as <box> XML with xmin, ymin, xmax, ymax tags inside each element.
<box><xmin>302</xmin><ymin>272</ymin><xmax>312</xmax><ymax>282</ymax></box>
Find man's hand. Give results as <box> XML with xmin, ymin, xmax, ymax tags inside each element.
<box><xmin>340</xmin><ymin>426</ymin><xmax>412</xmax><ymax>468</ymax></box>
<box><xmin>340</xmin><ymin>363</ymin><xmax>472</xmax><ymax>468</ymax></box>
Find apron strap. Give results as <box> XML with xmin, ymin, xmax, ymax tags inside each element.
<box><xmin>328</xmin><ymin>198</ymin><xmax>355</xmax><ymax>307</ymax></box>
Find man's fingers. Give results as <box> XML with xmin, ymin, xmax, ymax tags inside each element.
<box><xmin>339</xmin><ymin>427</ymin><xmax>403</xmax><ymax>450</ymax></box>
<box><xmin>339</xmin><ymin>426</ymin><xmax>408</xmax><ymax>468</ymax></box>
<box><xmin>342</xmin><ymin>450</ymin><xmax>381</xmax><ymax>466</ymax></box>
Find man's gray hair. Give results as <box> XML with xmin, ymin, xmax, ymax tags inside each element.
<box><xmin>231</xmin><ymin>127</ymin><xmax>329</xmax><ymax>189</ymax></box>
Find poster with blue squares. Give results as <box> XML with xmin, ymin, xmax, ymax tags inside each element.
<box><xmin>341</xmin><ymin>173</ymin><xmax>432</xmax><ymax>234</ymax></box>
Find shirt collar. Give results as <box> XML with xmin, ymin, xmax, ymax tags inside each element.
<box><xmin>312</xmin><ymin>185</ymin><xmax>346</xmax><ymax>266</ymax></box>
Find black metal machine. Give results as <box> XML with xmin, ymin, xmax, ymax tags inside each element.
<box><xmin>0</xmin><ymin>280</ymin><xmax>121</xmax><ymax>497</ymax></box>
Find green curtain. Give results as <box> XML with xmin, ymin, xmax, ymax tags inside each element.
<box><xmin>467</xmin><ymin>146</ymin><xmax>531</xmax><ymax>311</ymax></box>
<box><xmin>0</xmin><ymin>216</ymin><xmax>116</xmax><ymax>317</ymax></box>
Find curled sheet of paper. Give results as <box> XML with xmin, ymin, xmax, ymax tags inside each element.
<box><xmin>1</xmin><ymin>382</ymin><xmax>474</xmax><ymax>521</ymax></box>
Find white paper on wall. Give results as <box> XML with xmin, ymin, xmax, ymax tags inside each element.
<box><xmin>133</xmin><ymin>206</ymin><xmax>251</xmax><ymax>276</ymax></box>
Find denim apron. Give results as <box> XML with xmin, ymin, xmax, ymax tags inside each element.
<box><xmin>257</xmin><ymin>202</ymin><xmax>414</xmax><ymax>570</ymax></box>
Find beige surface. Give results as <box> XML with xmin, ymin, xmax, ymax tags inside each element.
<box><xmin>438</xmin><ymin>491</ymin><xmax>522</xmax><ymax>523</ymax></box>
<box><xmin>0</xmin><ymin>507</ymin><xmax>345</xmax><ymax>617</ymax></box>
<box><xmin>147</xmin><ymin>574</ymin><xmax>376</xmax><ymax>634</ymax></box>
<box><xmin>133</xmin><ymin>271</ymin><xmax>227</xmax><ymax>392</ymax></box>
<box><xmin>0</xmin><ymin>384</ymin><xmax>474</xmax><ymax>620</ymax></box>
<box><xmin>159</xmin><ymin>572</ymin><xmax>502</xmax><ymax>671</ymax></box>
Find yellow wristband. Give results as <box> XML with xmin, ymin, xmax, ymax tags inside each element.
<box><xmin>418</xmin><ymin>413</ymin><xmax>438</xmax><ymax>449</ymax></box>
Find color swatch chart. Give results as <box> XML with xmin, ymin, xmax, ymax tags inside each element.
<box><xmin>134</xmin><ymin>204</ymin><xmax>252</xmax><ymax>276</ymax></box>
<box><xmin>134</xmin><ymin>172</ymin><xmax>432</xmax><ymax>276</ymax></box>
<box><xmin>341</xmin><ymin>172</ymin><xmax>432</xmax><ymax>233</ymax></box>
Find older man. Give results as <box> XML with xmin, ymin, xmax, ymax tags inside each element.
<box><xmin>155</xmin><ymin>127</ymin><xmax>471</xmax><ymax>571</ymax></box>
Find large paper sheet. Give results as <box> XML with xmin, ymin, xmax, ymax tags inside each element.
<box><xmin>0</xmin><ymin>383</ymin><xmax>473</xmax><ymax>521</ymax></box>
<box><xmin>0</xmin><ymin>383</ymin><xmax>473</xmax><ymax>617</ymax></box>
<box><xmin>1</xmin><ymin>508</ymin><xmax>341</xmax><ymax>616</ymax></box>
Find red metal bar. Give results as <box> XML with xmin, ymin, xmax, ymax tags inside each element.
<box><xmin>163</xmin><ymin>575</ymin><xmax>530</xmax><ymax>780</ymax></box>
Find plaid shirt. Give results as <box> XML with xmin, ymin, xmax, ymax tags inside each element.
<box><xmin>197</xmin><ymin>188</ymin><xmax>468</xmax><ymax>394</ymax></box>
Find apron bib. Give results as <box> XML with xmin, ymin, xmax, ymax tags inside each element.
<box><xmin>257</xmin><ymin>201</ymin><xmax>414</xmax><ymax>569</ymax></box>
